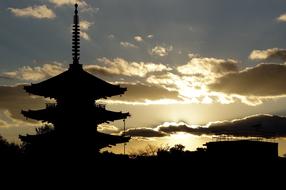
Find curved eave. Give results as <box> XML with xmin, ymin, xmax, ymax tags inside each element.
<box><xmin>21</xmin><ymin>108</ymin><xmax>131</xmax><ymax>123</ymax></box>
<box><xmin>21</xmin><ymin>110</ymin><xmax>51</xmax><ymax>122</ymax></box>
<box><xmin>23</xmin><ymin>68</ymin><xmax>128</xmax><ymax>99</ymax></box>
<box><xmin>24</xmin><ymin>84</ymin><xmax>127</xmax><ymax>99</ymax></box>
<box><xmin>19</xmin><ymin>132</ymin><xmax>131</xmax><ymax>147</ymax></box>
<box><xmin>96</xmin><ymin>132</ymin><xmax>131</xmax><ymax>147</ymax></box>
<box><xmin>101</xmin><ymin>112</ymin><xmax>130</xmax><ymax>123</ymax></box>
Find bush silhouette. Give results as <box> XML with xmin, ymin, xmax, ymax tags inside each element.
<box><xmin>0</xmin><ymin>135</ymin><xmax>22</xmax><ymax>160</ymax></box>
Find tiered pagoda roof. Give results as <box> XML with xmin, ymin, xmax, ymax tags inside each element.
<box><xmin>20</xmin><ymin>4</ymin><xmax>131</xmax><ymax>154</ymax></box>
<box><xmin>22</xmin><ymin>104</ymin><xmax>130</xmax><ymax>124</ymax></box>
<box><xmin>24</xmin><ymin>64</ymin><xmax>127</xmax><ymax>99</ymax></box>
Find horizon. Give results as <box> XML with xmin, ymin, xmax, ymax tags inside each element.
<box><xmin>1</xmin><ymin>0</ymin><xmax>286</xmax><ymax>157</ymax></box>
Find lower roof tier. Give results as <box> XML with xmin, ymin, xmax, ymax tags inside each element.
<box><xmin>22</xmin><ymin>106</ymin><xmax>130</xmax><ymax>124</ymax></box>
<box><xmin>19</xmin><ymin>131</ymin><xmax>131</xmax><ymax>150</ymax></box>
<box><xmin>24</xmin><ymin>64</ymin><xmax>127</xmax><ymax>99</ymax></box>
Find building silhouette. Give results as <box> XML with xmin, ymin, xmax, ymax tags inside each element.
<box><xmin>20</xmin><ymin>4</ymin><xmax>130</xmax><ymax>156</ymax></box>
<box><xmin>204</xmin><ymin>140</ymin><xmax>278</xmax><ymax>161</ymax></box>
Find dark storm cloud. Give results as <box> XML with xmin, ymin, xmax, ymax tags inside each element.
<box><xmin>127</xmin><ymin>114</ymin><xmax>286</xmax><ymax>138</ymax></box>
<box><xmin>165</xmin><ymin>114</ymin><xmax>286</xmax><ymax>138</ymax></box>
<box><xmin>158</xmin><ymin>124</ymin><xmax>195</xmax><ymax>134</ymax></box>
<box><xmin>124</xmin><ymin>128</ymin><xmax>167</xmax><ymax>137</ymax></box>
<box><xmin>208</xmin><ymin>63</ymin><xmax>286</xmax><ymax>97</ymax></box>
<box><xmin>189</xmin><ymin>114</ymin><xmax>286</xmax><ymax>138</ymax></box>
<box><xmin>111</xmin><ymin>83</ymin><xmax>181</xmax><ymax>102</ymax></box>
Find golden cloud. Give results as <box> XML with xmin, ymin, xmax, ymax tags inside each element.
<box><xmin>125</xmin><ymin>114</ymin><xmax>286</xmax><ymax>138</ymax></box>
<box><xmin>110</xmin><ymin>83</ymin><xmax>181</xmax><ymax>102</ymax></box>
<box><xmin>86</xmin><ymin>57</ymin><xmax>171</xmax><ymax>77</ymax></box>
<box><xmin>79</xmin><ymin>20</ymin><xmax>93</xmax><ymax>41</ymax></box>
<box><xmin>49</xmin><ymin>0</ymin><xmax>87</xmax><ymax>7</ymax></box>
<box><xmin>177</xmin><ymin>57</ymin><xmax>238</xmax><ymax>78</ymax></box>
<box><xmin>134</xmin><ymin>36</ymin><xmax>143</xmax><ymax>42</ymax></box>
<box><xmin>2</xmin><ymin>62</ymin><xmax>65</xmax><ymax>81</ymax></box>
<box><xmin>249</xmin><ymin>48</ymin><xmax>286</xmax><ymax>61</ymax></box>
<box><xmin>150</xmin><ymin>45</ymin><xmax>173</xmax><ymax>57</ymax></box>
<box><xmin>277</xmin><ymin>13</ymin><xmax>286</xmax><ymax>22</ymax></box>
<box><xmin>120</xmin><ymin>42</ymin><xmax>138</xmax><ymax>48</ymax></box>
<box><xmin>8</xmin><ymin>5</ymin><xmax>56</xmax><ymax>19</ymax></box>
<box><xmin>0</xmin><ymin>85</ymin><xmax>45</xmax><ymax>121</ymax></box>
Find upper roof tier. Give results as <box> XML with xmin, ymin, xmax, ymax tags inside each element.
<box><xmin>24</xmin><ymin>5</ymin><xmax>126</xmax><ymax>99</ymax></box>
<box><xmin>24</xmin><ymin>64</ymin><xmax>127</xmax><ymax>99</ymax></box>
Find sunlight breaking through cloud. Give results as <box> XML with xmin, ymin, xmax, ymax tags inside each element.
<box><xmin>122</xmin><ymin>114</ymin><xmax>286</xmax><ymax>138</ymax></box>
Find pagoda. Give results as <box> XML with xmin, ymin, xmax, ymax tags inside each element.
<box><xmin>20</xmin><ymin>4</ymin><xmax>130</xmax><ymax>155</ymax></box>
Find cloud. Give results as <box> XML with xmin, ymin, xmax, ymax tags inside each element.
<box><xmin>2</xmin><ymin>62</ymin><xmax>66</xmax><ymax>81</ymax></box>
<box><xmin>197</xmin><ymin>114</ymin><xmax>286</xmax><ymax>138</ymax></box>
<box><xmin>134</xmin><ymin>36</ymin><xmax>143</xmax><ymax>42</ymax></box>
<box><xmin>49</xmin><ymin>0</ymin><xmax>87</xmax><ymax>7</ymax></box>
<box><xmin>150</xmin><ymin>45</ymin><xmax>173</xmax><ymax>57</ymax></box>
<box><xmin>0</xmin><ymin>85</ymin><xmax>45</xmax><ymax>142</ymax></box>
<box><xmin>120</xmin><ymin>42</ymin><xmax>138</xmax><ymax>49</ymax></box>
<box><xmin>249</xmin><ymin>48</ymin><xmax>286</xmax><ymax>62</ymax></box>
<box><xmin>124</xmin><ymin>128</ymin><xmax>167</xmax><ymax>137</ymax></box>
<box><xmin>208</xmin><ymin>63</ymin><xmax>286</xmax><ymax>97</ymax></box>
<box><xmin>86</xmin><ymin>57</ymin><xmax>171</xmax><ymax>77</ymax></box>
<box><xmin>126</xmin><ymin>114</ymin><xmax>286</xmax><ymax>138</ymax></box>
<box><xmin>49</xmin><ymin>0</ymin><xmax>98</xmax><ymax>14</ymax></box>
<box><xmin>110</xmin><ymin>83</ymin><xmax>181</xmax><ymax>102</ymax></box>
<box><xmin>146</xmin><ymin>71</ymin><xmax>236</xmax><ymax>105</ymax></box>
<box><xmin>0</xmin><ymin>110</ymin><xmax>41</xmax><ymax>128</ymax></box>
<box><xmin>79</xmin><ymin>20</ymin><xmax>93</xmax><ymax>41</ymax></box>
<box><xmin>188</xmin><ymin>114</ymin><xmax>286</xmax><ymax>138</ymax></box>
<box><xmin>8</xmin><ymin>5</ymin><xmax>56</xmax><ymax>19</ymax></box>
<box><xmin>147</xmin><ymin>35</ymin><xmax>154</xmax><ymax>39</ymax></box>
<box><xmin>188</xmin><ymin>53</ymin><xmax>200</xmax><ymax>59</ymax></box>
<box><xmin>98</xmin><ymin>124</ymin><xmax>119</xmax><ymax>133</ymax></box>
<box><xmin>146</xmin><ymin>72</ymin><xmax>204</xmax><ymax>102</ymax></box>
<box><xmin>0</xmin><ymin>75</ymin><xmax>13</xmax><ymax>80</ymax></box>
<box><xmin>157</xmin><ymin>122</ymin><xmax>198</xmax><ymax>134</ymax></box>
<box><xmin>146</xmin><ymin>72</ymin><xmax>181</xmax><ymax>90</ymax></box>
<box><xmin>80</xmin><ymin>20</ymin><xmax>93</xmax><ymax>30</ymax></box>
<box><xmin>277</xmin><ymin>13</ymin><xmax>286</xmax><ymax>22</ymax></box>
<box><xmin>177</xmin><ymin>57</ymin><xmax>238</xmax><ymax>77</ymax></box>
<box><xmin>0</xmin><ymin>117</ymin><xmax>9</xmax><ymax>128</ymax></box>
<box><xmin>0</xmin><ymin>85</ymin><xmax>45</xmax><ymax>122</ymax></box>
<box><xmin>108</xmin><ymin>34</ymin><xmax>115</xmax><ymax>39</ymax></box>
<box><xmin>2</xmin><ymin>58</ymin><xmax>171</xmax><ymax>81</ymax></box>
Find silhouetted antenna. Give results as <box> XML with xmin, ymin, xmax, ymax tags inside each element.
<box><xmin>72</xmin><ymin>3</ymin><xmax>80</xmax><ymax>64</ymax></box>
<box><xmin>123</xmin><ymin>119</ymin><xmax>126</xmax><ymax>155</ymax></box>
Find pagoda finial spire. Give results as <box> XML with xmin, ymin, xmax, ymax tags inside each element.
<box><xmin>72</xmin><ymin>3</ymin><xmax>80</xmax><ymax>65</ymax></box>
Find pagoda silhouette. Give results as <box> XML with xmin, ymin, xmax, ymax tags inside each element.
<box><xmin>20</xmin><ymin>4</ymin><xmax>130</xmax><ymax>157</ymax></box>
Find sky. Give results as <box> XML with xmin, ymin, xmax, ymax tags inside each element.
<box><xmin>1</xmin><ymin>0</ymin><xmax>286</xmax><ymax>156</ymax></box>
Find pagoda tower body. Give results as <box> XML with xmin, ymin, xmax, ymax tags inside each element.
<box><xmin>20</xmin><ymin>4</ymin><xmax>130</xmax><ymax>155</ymax></box>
